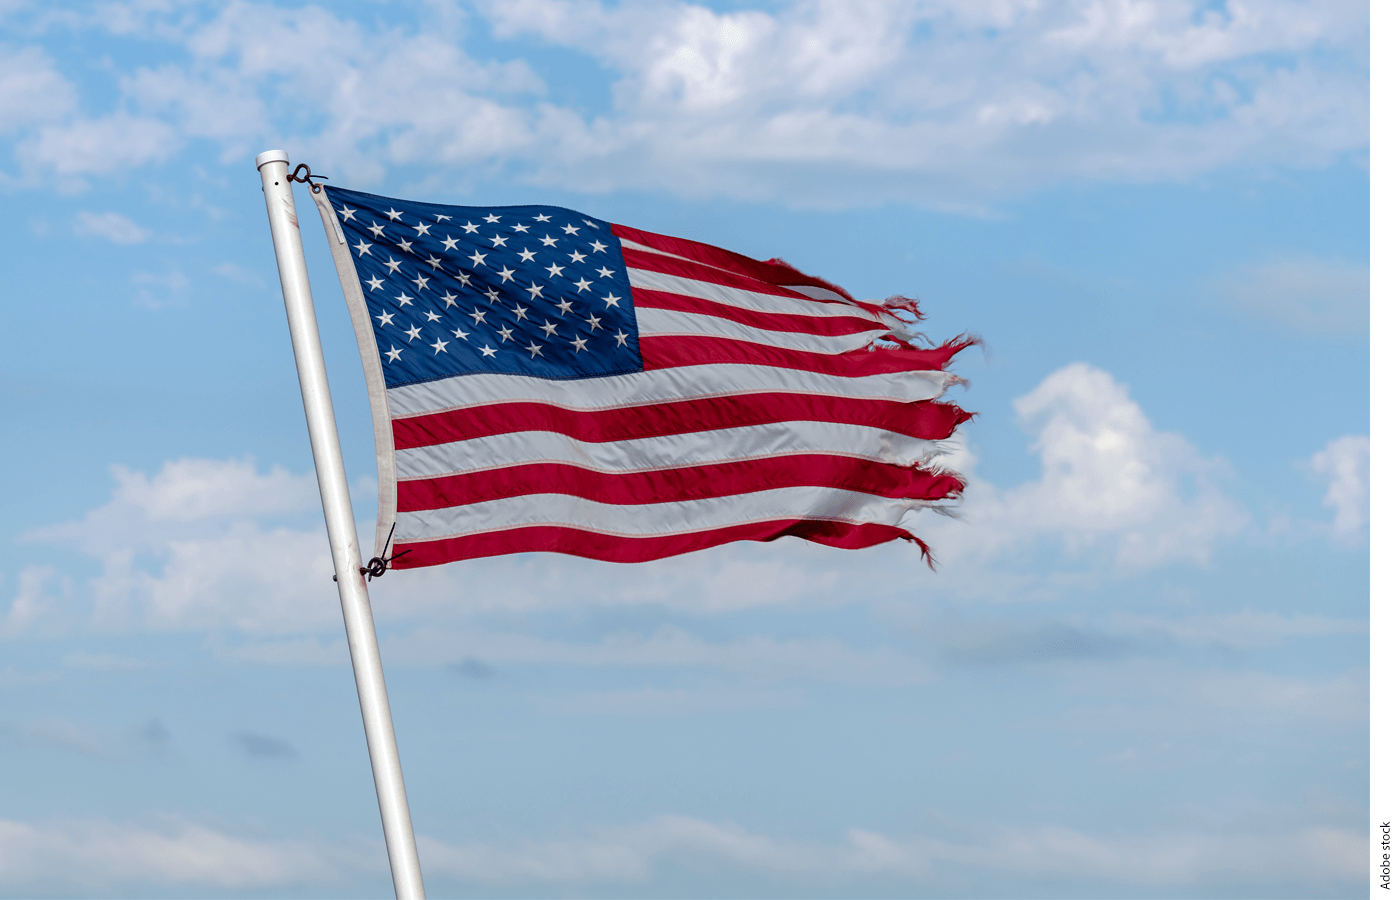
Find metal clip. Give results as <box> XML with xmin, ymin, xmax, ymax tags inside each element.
<box><xmin>288</xmin><ymin>162</ymin><xmax>326</xmax><ymax>193</ymax></box>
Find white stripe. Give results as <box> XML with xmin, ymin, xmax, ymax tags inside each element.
<box><xmin>395</xmin><ymin>420</ymin><xmax>947</xmax><ymax>480</ymax></box>
<box><xmin>786</xmin><ymin>284</ymin><xmax>851</xmax><ymax>304</ymax></box>
<box><xmin>396</xmin><ymin>485</ymin><xmax>928</xmax><ymax>542</ymax></box>
<box><xmin>635</xmin><ymin>307</ymin><xmax>882</xmax><ymax>354</ymax></box>
<box><xmin>627</xmin><ymin>266</ymin><xmax>869</xmax><ymax>321</ymax></box>
<box><xmin>387</xmin><ymin>364</ymin><xmax>958</xmax><ymax>418</ymax></box>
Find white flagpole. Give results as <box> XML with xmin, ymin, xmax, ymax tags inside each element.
<box><xmin>255</xmin><ymin>149</ymin><xmax>426</xmax><ymax>900</ymax></box>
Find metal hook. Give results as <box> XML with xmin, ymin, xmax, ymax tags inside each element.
<box><xmin>288</xmin><ymin>162</ymin><xmax>326</xmax><ymax>193</ymax></box>
<box><xmin>358</xmin><ymin>523</ymin><xmax>410</xmax><ymax>581</ymax></box>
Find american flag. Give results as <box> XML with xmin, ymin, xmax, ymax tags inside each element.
<box><xmin>313</xmin><ymin>185</ymin><xmax>973</xmax><ymax>569</ymax></box>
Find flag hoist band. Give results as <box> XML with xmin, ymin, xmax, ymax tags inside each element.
<box><xmin>305</xmin><ymin>181</ymin><xmax>974</xmax><ymax>573</ymax></box>
<box><xmin>260</xmin><ymin>147</ymin><xmax>972</xmax><ymax>899</ymax></box>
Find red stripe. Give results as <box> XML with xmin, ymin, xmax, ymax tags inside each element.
<box><xmin>633</xmin><ymin>287</ymin><xmax>885</xmax><ymax>338</ymax></box>
<box><xmin>391</xmin><ymin>519</ymin><xmax>924</xmax><ymax>567</ymax></box>
<box><xmin>622</xmin><ymin>245</ymin><xmax>864</xmax><ymax>311</ymax></box>
<box><xmin>640</xmin><ymin>334</ymin><xmax>972</xmax><ymax>377</ymax></box>
<box><xmin>398</xmin><ymin>456</ymin><xmax>965</xmax><ymax>511</ymax></box>
<box><xmin>392</xmin><ymin>394</ymin><xmax>971</xmax><ymax>449</ymax></box>
<box><xmin>613</xmin><ymin>222</ymin><xmax>861</xmax><ymax>305</ymax></box>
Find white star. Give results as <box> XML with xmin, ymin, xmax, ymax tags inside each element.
<box><xmin>425</xmin><ymin>310</ymin><xmax>442</xmax><ymax>323</ymax></box>
<box><xmin>441</xmin><ymin>291</ymin><xmax>458</xmax><ymax>307</ymax></box>
<box><xmin>614</xmin><ymin>329</ymin><xmax>629</xmax><ymax>347</ymax></box>
<box><xmin>414</xmin><ymin>222</ymin><xmax>431</xmax><ymax>236</ymax></box>
<box><xmin>583</xmin><ymin>219</ymin><xmax>598</xmax><ymax>229</ymax></box>
<box><xmin>385</xmin><ymin>208</ymin><xmax>403</xmax><ymax>221</ymax></box>
<box><xmin>512</xmin><ymin>303</ymin><xmax>530</xmax><ymax>320</ymax></box>
<box><xmin>337</xmin><ymin>205</ymin><xmax>356</xmax><ymax>221</ymax></box>
<box><xmin>545</xmin><ymin>263</ymin><xmax>565</xmax><ymax>278</ymax></box>
<box><xmin>485</xmin><ymin>287</ymin><xmax>501</xmax><ymax>303</ymax></box>
<box><xmin>555</xmin><ymin>298</ymin><xmax>573</xmax><ymax>315</ymax></box>
<box><xmin>517</xmin><ymin>248</ymin><xmax>537</xmax><ymax>262</ymax></box>
<box><xmin>442</xmin><ymin>236</ymin><xmax>459</xmax><ymax>251</ymax></box>
<box><xmin>484</xmin><ymin>213</ymin><xmax>501</xmax><ymax>223</ymax></box>
<box><xmin>569</xmin><ymin>250</ymin><xmax>586</xmax><ymax>263</ymax></box>
<box><xmin>497</xmin><ymin>325</ymin><xmax>514</xmax><ymax>342</ymax></box>
<box><xmin>540</xmin><ymin>235</ymin><xmax>558</xmax><ymax>247</ymax></box>
<box><xmin>470</xmin><ymin>308</ymin><xmax>487</xmax><ymax>325</ymax></box>
<box><xmin>435</xmin><ymin>214</ymin><xmax>453</xmax><ymax>222</ymax></box>
<box><xmin>462</xmin><ymin>222</ymin><xmax>479</xmax><ymax>234</ymax></box>
<box><xmin>354</xmin><ymin>239</ymin><xmax>373</xmax><ymax>257</ymax></box>
<box><xmin>496</xmin><ymin>265</ymin><xmax>515</xmax><ymax>283</ymax></box>
<box><xmin>562</xmin><ymin>224</ymin><xmax>579</xmax><ymax>235</ymax></box>
<box><xmin>512</xmin><ymin>223</ymin><xmax>530</xmax><ymax>233</ymax></box>
<box><xmin>376</xmin><ymin>310</ymin><xmax>394</xmax><ymax>326</ymax></box>
<box><xmin>590</xmin><ymin>240</ymin><xmax>607</xmax><ymax>253</ymax></box>
<box><xmin>453</xmin><ymin>327</ymin><xmax>469</xmax><ymax>339</ymax></box>
<box><xmin>365</xmin><ymin>275</ymin><xmax>384</xmax><ymax>291</ymax></box>
<box><xmin>431</xmin><ymin>337</ymin><xmax>449</xmax><ymax>354</ymax></box>
<box><xmin>595</xmin><ymin>266</ymin><xmax>614</xmax><ymax>278</ymax></box>
<box><xmin>585</xmin><ymin>313</ymin><xmax>602</xmax><ymax>331</ymax></box>
<box><xmin>454</xmin><ymin>271</ymin><xmax>472</xmax><ymax>287</ymax></box>
<box><xmin>396</xmin><ymin>238</ymin><xmax>413</xmax><ymax>252</ymax></box>
<box><xmin>426</xmin><ymin>255</ymin><xmax>444</xmax><ymax>271</ymax></box>
<box><xmin>534</xmin><ymin>214</ymin><xmax>551</xmax><ymax>222</ymax></box>
<box><xmin>413</xmin><ymin>273</ymin><xmax>430</xmax><ymax>290</ymax></box>
<box><xmin>384</xmin><ymin>345</ymin><xmax>403</xmax><ymax>362</ymax></box>
<box><xmin>490</xmin><ymin>234</ymin><xmax>507</xmax><ymax>248</ymax></box>
<box><xmin>526</xmin><ymin>341</ymin><xmax>544</xmax><ymax>358</ymax></box>
<box><xmin>570</xmin><ymin>335</ymin><xmax>588</xmax><ymax>352</ymax></box>
<box><xmin>479</xmin><ymin>343</ymin><xmax>497</xmax><ymax>358</ymax></box>
<box><xmin>469</xmin><ymin>251</ymin><xmax>487</xmax><ymax>267</ymax></box>
<box><xmin>541</xmin><ymin>321</ymin><xmax>559</xmax><ymax>338</ymax></box>
<box><xmin>384</xmin><ymin>256</ymin><xmax>402</xmax><ymax>274</ymax></box>
<box><xmin>405</xmin><ymin>325</ymin><xmax>422</xmax><ymax>341</ymax></box>
<box><xmin>395</xmin><ymin>292</ymin><xmax>414</xmax><ymax>307</ymax></box>
<box><xmin>369</xmin><ymin>222</ymin><xmax>386</xmax><ymax>238</ymax></box>
<box><xmin>525</xmin><ymin>283</ymin><xmax>544</xmax><ymax>300</ymax></box>
<box><xmin>602</xmin><ymin>292</ymin><xmax>621</xmax><ymax>308</ymax></box>
<box><xmin>573</xmin><ymin>277</ymin><xmax>593</xmax><ymax>292</ymax></box>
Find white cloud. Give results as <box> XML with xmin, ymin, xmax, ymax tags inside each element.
<box><xmin>0</xmin><ymin>717</ymin><xmax>107</xmax><ymax>757</ymax></box>
<box><xmin>1210</xmin><ymin>254</ymin><xmax>1368</xmax><ymax>336</ymax></box>
<box><xmin>929</xmin><ymin>362</ymin><xmax>1248</xmax><ymax>576</ymax></box>
<box><xmin>1310</xmin><ymin>434</ymin><xmax>1369</xmax><ymax>535</ymax></box>
<box><xmin>17</xmin><ymin>112</ymin><xmax>180</xmax><ymax>180</ymax></box>
<box><xmin>0</xmin><ymin>810</ymin><xmax>1359</xmax><ymax>895</ymax></box>
<box><xmin>0</xmin><ymin>44</ymin><xmax>77</xmax><ymax>135</ymax></box>
<box><xmin>73</xmin><ymin>210</ymin><xmax>150</xmax><ymax>244</ymax></box>
<box><xmin>130</xmin><ymin>266</ymin><xmax>191</xmax><ymax>309</ymax></box>
<box><xmin>18</xmin><ymin>458</ymin><xmax>335</xmax><ymax>636</ymax></box>
<box><xmin>417</xmin><ymin>813</ymin><xmax>1361</xmax><ymax>891</ymax></box>
<box><xmin>1</xmin><ymin>565</ymin><xmax>75</xmax><ymax>638</ymax></box>
<box><xmin>1</xmin><ymin>0</ymin><xmax>1369</xmax><ymax>204</ymax></box>
<box><xmin>0</xmin><ymin>816</ymin><xmax>338</xmax><ymax>893</ymax></box>
<box><xmin>212</xmin><ymin>260</ymin><xmax>265</xmax><ymax>287</ymax></box>
<box><xmin>471</xmin><ymin>0</ymin><xmax>1367</xmax><ymax>204</ymax></box>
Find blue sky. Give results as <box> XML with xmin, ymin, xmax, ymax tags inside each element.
<box><xmin>0</xmin><ymin>1</ymin><xmax>1371</xmax><ymax>897</ymax></box>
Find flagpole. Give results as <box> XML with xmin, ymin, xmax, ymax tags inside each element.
<box><xmin>255</xmin><ymin>149</ymin><xmax>426</xmax><ymax>900</ymax></box>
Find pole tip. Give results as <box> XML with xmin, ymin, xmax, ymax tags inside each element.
<box><xmin>256</xmin><ymin>149</ymin><xmax>290</xmax><ymax>169</ymax></box>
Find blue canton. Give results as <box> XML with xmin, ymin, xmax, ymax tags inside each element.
<box><xmin>322</xmin><ymin>186</ymin><xmax>643</xmax><ymax>389</ymax></box>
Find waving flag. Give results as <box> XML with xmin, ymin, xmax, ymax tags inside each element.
<box><xmin>310</xmin><ymin>185</ymin><xmax>973</xmax><ymax>569</ymax></box>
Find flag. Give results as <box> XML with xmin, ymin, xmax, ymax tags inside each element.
<box><xmin>309</xmin><ymin>185</ymin><xmax>974</xmax><ymax>569</ymax></box>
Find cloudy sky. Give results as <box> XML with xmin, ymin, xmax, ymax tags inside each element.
<box><xmin>0</xmin><ymin>0</ymin><xmax>1370</xmax><ymax>897</ymax></box>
